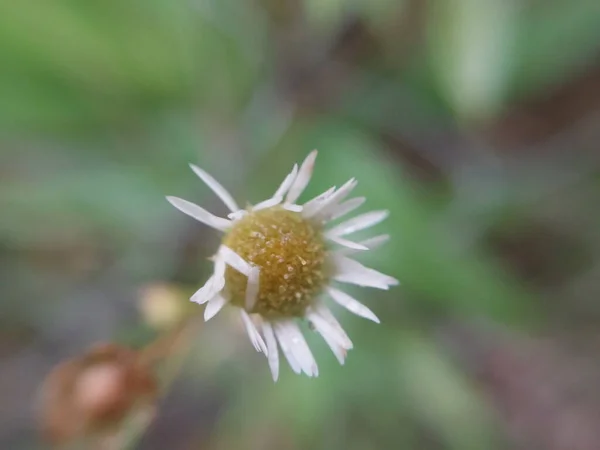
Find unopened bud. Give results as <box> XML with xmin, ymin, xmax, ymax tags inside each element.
<box><xmin>139</xmin><ymin>282</ymin><xmax>189</xmax><ymax>330</ymax></box>
<box><xmin>39</xmin><ymin>343</ymin><xmax>158</xmax><ymax>447</ymax></box>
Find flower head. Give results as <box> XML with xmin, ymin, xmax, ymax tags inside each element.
<box><xmin>167</xmin><ymin>150</ymin><xmax>398</xmax><ymax>380</ymax></box>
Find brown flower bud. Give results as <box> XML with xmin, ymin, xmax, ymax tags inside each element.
<box><xmin>38</xmin><ymin>343</ymin><xmax>158</xmax><ymax>447</ymax></box>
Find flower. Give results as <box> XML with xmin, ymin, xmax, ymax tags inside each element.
<box><xmin>167</xmin><ymin>150</ymin><xmax>398</xmax><ymax>380</ymax></box>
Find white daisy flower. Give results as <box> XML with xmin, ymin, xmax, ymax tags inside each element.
<box><xmin>167</xmin><ymin>150</ymin><xmax>398</xmax><ymax>380</ymax></box>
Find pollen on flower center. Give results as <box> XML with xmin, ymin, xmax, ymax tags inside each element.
<box><xmin>222</xmin><ymin>206</ymin><xmax>328</xmax><ymax>318</ymax></box>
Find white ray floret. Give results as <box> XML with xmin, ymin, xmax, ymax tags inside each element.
<box><xmin>191</xmin><ymin>258</ymin><xmax>226</xmax><ymax>304</ymax></box>
<box><xmin>273</xmin><ymin>164</ymin><xmax>298</xmax><ymax>200</ymax></box>
<box><xmin>252</xmin><ymin>196</ymin><xmax>282</xmax><ymax>212</ymax></box>
<box><xmin>166</xmin><ymin>150</ymin><xmax>398</xmax><ymax>381</ymax></box>
<box><xmin>240</xmin><ymin>310</ymin><xmax>268</xmax><ymax>354</ymax></box>
<box><xmin>219</xmin><ymin>245</ymin><xmax>251</xmax><ymax>276</ymax></box>
<box><xmin>319</xmin><ymin>331</ymin><xmax>347</xmax><ymax>365</ymax></box>
<box><xmin>228</xmin><ymin>210</ymin><xmax>247</xmax><ymax>220</ymax></box>
<box><xmin>245</xmin><ymin>266</ymin><xmax>260</xmax><ymax>311</ymax></box>
<box><xmin>325</xmin><ymin>196</ymin><xmax>366</xmax><ymax>222</ymax></box>
<box><xmin>328</xmin><ymin>236</ymin><xmax>369</xmax><ymax>251</ymax></box>
<box><xmin>307</xmin><ymin>303</ymin><xmax>353</xmax><ymax>350</ymax></box>
<box><xmin>307</xmin><ymin>307</ymin><xmax>350</xmax><ymax>365</ymax></box>
<box><xmin>282</xmin><ymin>203</ymin><xmax>303</xmax><ymax>212</ymax></box>
<box><xmin>307</xmin><ymin>178</ymin><xmax>358</xmax><ymax>220</ymax></box>
<box><xmin>286</xmin><ymin>150</ymin><xmax>317</xmax><ymax>204</ymax></box>
<box><xmin>273</xmin><ymin>322</ymin><xmax>302</xmax><ymax>374</ymax></box>
<box><xmin>204</xmin><ymin>294</ymin><xmax>227</xmax><ymax>321</ymax></box>
<box><xmin>315</xmin><ymin>302</ymin><xmax>354</xmax><ymax>348</ymax></box>
<box><xmin>191</xmin><ymin>276</ymin><xmax>216</xmax><ymax>305</ymax></box>
<box><xmin>332</xmin><ymin>255</ymin><xmax>399</xmax><ymax>290</ymax></box>
<box><xmin>301</xmin><ymin>186</ymin><xmax>336</xmax><ymax>214</ymax></box>
<box><xmin>166</xmin><ymin>196</ymin><xmax>231</xmax><ymax>231</ymax></box>
<box><xmin>326</xmin><ymin>286</ymin><xmax>380</xmax><ymax>323</ymax></box>
<box><xmin>262</xmin><ymin>321</ymin><xmax>280</xmax><ymax>381</ymax></box>
<box><xmin>360</xmin><ymin>234</ymin><xmax>390</xmax><ymax>250</ymax></box>
<box><xmin>274</xmin><ymin>321</ymin><xmax>318</xmax><ymax>377</ymax></box>
<box><xmin>338</xmin><ymin>234</ymin><xmax>390</xmax><ymax>256</ymax></box>
<box><xmin>325</xmin><ymin>210</ymin><xmax>389</xmax><ymax>238</ymax></box>
<box><xmin>306</xmin><ymin>310</ymin><xmax>348</xmax><ymax>352</ymax></box>
<box><xmin>254</xmin><ymin>164</ymin><xmax>298</xmax><ymax>211</ymax></box>
<box><xmin>189</xmin><ymin>163</ymin><xmax>239</xmax><ymax>212</ymax></box>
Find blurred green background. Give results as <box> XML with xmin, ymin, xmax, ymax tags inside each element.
<box><xmin>2</xmin><ymin>0</ymin><xmax>600</xmax><ymax>448</ymax></box>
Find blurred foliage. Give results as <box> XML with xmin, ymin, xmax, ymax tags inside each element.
<box><xmin>1</xmin><ymin>0</ymin><xmax>600</xmax><ymax>449</ymax></box>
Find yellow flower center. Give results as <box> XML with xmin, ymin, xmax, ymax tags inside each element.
<box><xmin>222</xmin><ymin>206</ymin><xmax>328</xmax><ymax>318</ymax></box>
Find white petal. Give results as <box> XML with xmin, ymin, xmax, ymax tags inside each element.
<box><xmin>311</xmin><ymin>302</ymin><xmax>353</xmax><ymax>349</ymax></box>
<box><xmin>191</xmin><ymin>276</ymin><xmax>215</xmax><ymax>304</ymax></box>
<box><xmin>326</xmin><ymin>210</ymin><xmax>389</xmax><ymax>238</ymax></box>
<box><xmin>218</xmin><ymin>245</ymin><xmax>251</xmax><ymax>276</ymax></box>
<box><xmin>336</xmin><ymin>234</ymin><xmax>390</xmax><ymax>256</ymax></box>
<box><xmin>166</xmin><ymin>196</ymin><xmax>231</xmax><ymax>231</ymax></box>
<box><xmin>189</xmin><ymin>164</ymin><xmax>240</xmax><ymax>212</ymax></box>
<box><xmin>302</xmin><ymin>186</ymin><xmax>336</xmax><ymax>212</ymax></box>
<box><xmin>317</xmin><ymin>327</ymin><xmax>347</xmax><ymax>365</ymax></box>
<box><xmin>328</xmin><ymin>236</ymin><xmax>368</xmax><ymax>251</ymax></box>
<box><xmin>228</xmin><ymin>210</ymin><xmax>247</xmax><ymax>220</ymax></box>
<box><xmin>306</xmin><ymin>306</ymin><xmax>353</xmax><ymax>350</ymax></box>
<box><xmin>204</xmin><ymin>294</ymin><xmax>227</xmax><ymax>321</ymax></box>
<box><xmin>282</xmin><ymin>203</ymin><xmax>303</xmax><ymax>212</ymax></box>
<box><xmin>273</xmin><ymin>323</ymin><xmax>301</xmax><ymax>374</ymax></box>
<box><xmin>240</xmin><ymin>310</ymin><xmax>268</xmax><ymax>354</ymax></box>
<box><xmin>285</xmin><ymin>150</ymin><xmax>317</xmax><ymax>204</ymax></box>
<box><xmin>262</xmin><ymin>321</ymin><xmax>280</xmax><ymax>381</ymax></box>
<box><xmin>273</xmin><ymin>164</ymin><xmax>298</xmax><ymax>199</ymax></box>
<box><xmin>245</xmin><ymin>265</ymin><xmax>260</xmax><ymax>311</ymax></box>
<box><xmin>326</xmin><ymin>286</ymin><xmax>380</xmax><ymax>323</ymax></box>
<box><xmin>324</xmin><ymin>197</ymin><xmax>365</xmax><ymax>222</ymax></box>
<box><xmin>213</xmin><ymin>258</ymin><xmax>226</xmax><ymax>290</ymax></box>
<box><xmin>274</xmin><ymin>321</ymin><xmax>318</xmax><ymax>377</ymax></box>
<box><xmin>304</xmin><ymin>179</ymin><xmax>357</xmax><ymax>219</ymax></box>
<box><xmin>252</xmin><ymin>164</ymin><xmax>299</xmax><ymax>212</ymax></box>
<box><xmin>252</xmin><ymin>197</ymin><xmax>281</xmax><ymax>211</ymax></box>
<box><xmin>362</xmin><ymin>234</ymin><xmax>390</xmax><ymax>249</ymax></box>
<box><xmin>191</xmin><ymin>257</ymin><xmax>225</xmax><ymax>304</ymax></box>
<box><xmin>332</xmin><ymin>255</ymin><xmax>398</xmax><ymax>290</ymax></box>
